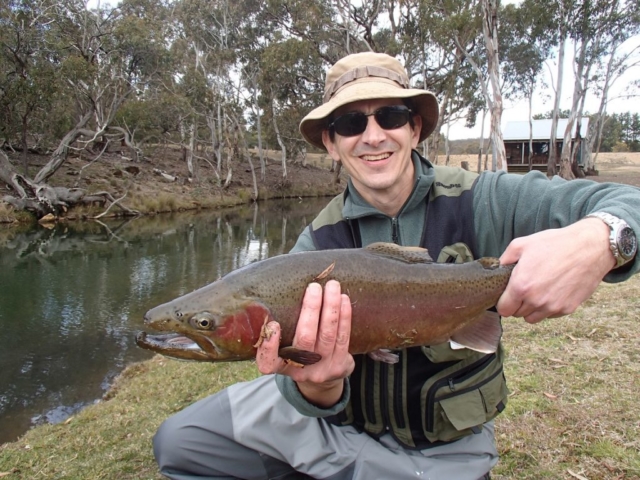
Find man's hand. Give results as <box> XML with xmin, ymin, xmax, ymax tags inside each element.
<box><xmin>497</xmin><ymin>217</ymin><xmax>616</xmax><ymax>324</ymax></box>
<box><xmin>256</xmin><ymin>280</ymin><xmax>355</xmax><ymax>408</ymax></box>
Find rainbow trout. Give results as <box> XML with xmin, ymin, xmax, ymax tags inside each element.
<box><xmin>136</xmin><ymin>242</ymin><xmax>514</xmax><ymax>365</ymax></box>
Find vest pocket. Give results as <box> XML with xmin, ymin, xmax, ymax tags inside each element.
<box><xmin>423</xmin><ymin>354</ymin><xmax>508</xmax><ymax>443</ymax></box>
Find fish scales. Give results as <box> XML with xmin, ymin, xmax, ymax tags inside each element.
<box><xmin>136</xmin><ymin>243</ymin><xmax>514</xmax><ymax>363</ymax></box>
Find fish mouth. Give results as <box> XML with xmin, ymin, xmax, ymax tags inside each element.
<box><xmin>135</xmin><ymin>331</ymin><xmax>216</xmax><ymax>361</ymax></box>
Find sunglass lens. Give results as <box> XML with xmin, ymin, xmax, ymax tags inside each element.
<box><xmin>376</xmin><ymin>106</ymin><xmax>411</xmax><ymax>129</ymax></box>
<box><xmin>332</xmin><ymin>112</ymin><xmax>368</xmax><ymax>136</ymax></box>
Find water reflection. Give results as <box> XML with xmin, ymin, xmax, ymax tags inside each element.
<box><xmin>0</xmin><ymin>198</ymin><xmax>327</xmax><ymax>444</ymax></box>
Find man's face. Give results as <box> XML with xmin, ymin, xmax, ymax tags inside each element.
<box><xmin>321</xmin><ymin>98</ymin><xmax>422</xmax><ymax>212</ymax></box>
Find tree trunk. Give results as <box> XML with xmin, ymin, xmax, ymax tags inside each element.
<box><xmin>33</xmin><ymin>111</ymin><xmax>93</xmax><ymax>184</ymax></box>
<box><xmin>0</xmin><ymin>150</ymin><xmax>37</xmax><ymax>198</ymax></box>
<box><xmin>229</xmin><ymin>115</ymin><xmax>258</xmax><ymax>200</ymax></box>
<box><xmin>477</xmin><ymin>109</ymin><xmax>486</xmax><ymax>173</ymax></box>
<box><xmin>255</xmin><ymin>85</ymin><xmax>265</xmax><ymax>182</ymax></box>
<box><xmin>300</xmin><ymin>144</ymin><xmax>307</xmax><ymax>168</ymax></box>
<box><xmin>271</xmin><ymin>97</ymin><xmax>287</xmax><ymax>179</ymax></box>
<box><xmin>482</xmin><ymin>0</ymin><xmax>506</xmax><ymax>171</ymax></box>
<box><xmin>548</xmin><ymin>37</ymin><xmax>565</xmax><ymax>177</ymax></box>
<box><xmin>528</xmin><ymin>85</ymin><xmax>534</xmax><ymax>170</ymax></box>
<box><xmin>1</xmin><ymin>149</ymin><xmax>137</xmax><ymax>218</ymax></box>
<box><xmin>588</xmin><ymin>40</ymin><xmax>621</xmax><ymax>172</ymax></box>
<box><xmin>110</xmin><ymin>126</ymin><xmax>142</xmax><ymax>162</ymax></box>
<box><xmin>444</xmin><ymin>113</ymin><xmax>451</xmax><ymax>166</ymax></box>
<box><xmin>559</xmin><ymin>38</ymin><xmax>592</xmax><ymax>180</ymax></box>
<box><xmin>21</xmin><ymin>112</ymin><xmax>29</xmax><ymax>176</ymax></box>
<box><xmin>429</xmin><ymin>89</ymin><xmax>450</xmax><ymax>165</ymax></box>
<box><xmin>186</xmin><ymin>119</ymin><xmax>198</xmax><ymax>181</ymax></box>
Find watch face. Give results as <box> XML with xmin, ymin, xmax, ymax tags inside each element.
<box><xmin>619</xmin><ymin>226</ymin><xmax>637</xmax><ymax>259</ymax></box>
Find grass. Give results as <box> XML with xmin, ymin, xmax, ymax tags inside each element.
<box><xmin>1</xmin><ymin>277</ymin><xmax>639</xmax><ymax>479</ymax></box>
<box><xmin>493</xmin><ymin>277</ymin><xmax>640</xmax><ymax>479</ymax></box>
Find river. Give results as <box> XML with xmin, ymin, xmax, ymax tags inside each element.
<box><xmin>0</xmin><ymin>198</ymin><xmax>327</xmax><ymax>444</ymax></box>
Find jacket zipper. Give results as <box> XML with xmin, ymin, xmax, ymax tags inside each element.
<box><xmin>391</xmin><ymin>217</ymin><xmax>399</xmax><ymax>244</ymax></box>
<box><xmin>425</xmin><ymin>353</ymin><xmax>497</xmax><ymax>432</ymax></box>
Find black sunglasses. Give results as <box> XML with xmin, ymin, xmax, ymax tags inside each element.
<box><xmin>328</xmin><ymin>105</ymin><xmax>413</xmax><ymax>137</ymax></box>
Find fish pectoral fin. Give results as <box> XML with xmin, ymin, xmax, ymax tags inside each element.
<box><xmin>450</xmin><ymin>310</ymin><xmax>502</xmax><ymax>354</ymax></box>
<box><xmin>368</xmin><ymin>349</ymin><xmax>400</xmax><ymax>364</ymax></box>
<box><xmin>278</xmin><ymin>347</ymin><xmax>322</xmax><ymax>366</ymax></box>
<box><xmin>365</xmin><ymin>242</ymin><xmax>434</xmax><ymax>264</ymax></box>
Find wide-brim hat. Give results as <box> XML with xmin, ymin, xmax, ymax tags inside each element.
<box><xmin>300</xmin><ymin>52</ymin><xmax>439</xmax><ymax>151</ymax></box>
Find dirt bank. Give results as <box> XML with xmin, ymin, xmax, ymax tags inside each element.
<box><xmin>2</xmin><ymin>150</ymin><xmax>640</xmax><ymax>224</ymax></box>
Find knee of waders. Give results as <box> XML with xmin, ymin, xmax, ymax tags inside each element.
<box><xmin>152</xmin><ymin>416</ymin><xmax>189</xmax><ymax>468</ymax></box>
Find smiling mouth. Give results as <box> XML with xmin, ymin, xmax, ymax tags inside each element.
<box><xmin>361</xmin><ymin>153</ymin><xmax>392</xmax><ymax>162</ymax></box>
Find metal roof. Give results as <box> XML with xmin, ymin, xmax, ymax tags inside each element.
<box><xmin>503</xmin><ymin>118</ymin><xmax>590</xmax><ymax>141</ymax></box>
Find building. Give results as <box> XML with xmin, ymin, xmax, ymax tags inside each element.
<box><xmin>503</xmin><ymin>118</ymin><xmax>590</xmax><ymax>172</ymax></box>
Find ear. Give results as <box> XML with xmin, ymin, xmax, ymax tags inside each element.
<box><xmin>322</xmin><ymin>130</ymin><xmax>341</xmax><ymax>162</ymax></box>
<box><xmin>410</xmin><ymin>114</ymin><xmax>423</xmax><ymax>148</ymax></box>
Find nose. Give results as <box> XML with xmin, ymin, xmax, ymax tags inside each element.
<box><xmin>360</xmin><ymin>114</ymin><xmax>386</xmax><ymax>146</ymax></box>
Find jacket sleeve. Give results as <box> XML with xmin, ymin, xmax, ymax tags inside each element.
<box><xmin>289</xmin><ymin>226</ymin><xmax>317</xmax><ymax>253</ymax></box>
<box><xmin>275</xmin><ymin>375</ymin><xmax>351</xmax><ymax>417</ymax></box>
<box><xmin>274</xmin><ymin>225</ymin><xmax>351</xmax><ymax>416</ymax></box>
<box><xmin>473</xmin><ymin>170</ymin><xmax>640</xmax><ymax>282</ymax></box>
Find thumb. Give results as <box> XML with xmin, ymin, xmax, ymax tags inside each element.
<box><xmin>256</xmin><ymin>321</ymin><xmax>283</xmax><ymax>374</ymax></box>
<box><xmin>499</xmin><ymin>239</ymin><xmax>523</xmax><ymax>265</ymax></box>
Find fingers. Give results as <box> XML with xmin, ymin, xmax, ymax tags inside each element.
<box><xmin>496</xmin><ymin>262</ymin><xmax>564</xmax><ymax>323</ymax></box>
<box><xmin>335</xmin><ymin>294</ymin><xmax>352</xmax><ymax>353</ymax></box>
<box><xmin>257</xmin><ymin>280</ymin><xmax>352</xmax><ymax>379</ymax></box>
<box><xmin>496</xmin><ymin>227</ymin><xmax>600</xmax><ymax>324</ymax></box>
<box><xmin>312</xmin><ymin>280</ymin><xmax>344</xmax><ymax>357</ymax></box>
<box><xmin>293</xmin><ymin>282</ymin><xmax>323</xmax><ymax>352</ymax></box>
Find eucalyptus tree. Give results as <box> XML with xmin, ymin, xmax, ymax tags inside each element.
<box><xmin>417</xmin><ymin>0</ymin><xmax>506</xmax><ymax>169</ymax></box>
<box><xmin>0</xmin><ymin>0</ymin><xmax>58</xmax><ymax>174</ymax></box>
<box><xmin>500</xmin><ymin>1</ymin><xmax>553</xmax><ymax>168</ymax></box>
<box><xmin>388</xmin><ymin>0</ymin><xmax>483</xmax><ymax>163</ymax></box>
<box><xmin>549</xmin><ymin>0</ymin><xmax>640</xmax><ymax>179</ymax></box>
<box><xmin>258</xmin><ymin>1</ymin><xmax>333</xmax><ymax>146</ymax></box>
<box><xmin>0</xmin><ymin>0</ymin><xmax>168</xmax><ymax>216</ymax></box>
<box><xmin>585</xmin><ymin>0</ymin><xmax>640</xmax><ymax>172</ymax></box>
<box><xmin>478</xmin><ymin>0</ymin><xmax>507</xmax><ymax>170</ymax></box>
<box><xmin>109</xmin><ymin>0</ymin><xmax>178</xmax><ymax>161</ymax></box>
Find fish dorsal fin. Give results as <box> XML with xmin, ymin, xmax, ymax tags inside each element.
<box><xmin>450</xmin><ymin>310</ymin><xmax>502</xmax><ymax>354</ymax></box>
<box><xmin>365</xmin><ymin>242</ymin><xmax>433</xmax><ymax>264</ymax></box>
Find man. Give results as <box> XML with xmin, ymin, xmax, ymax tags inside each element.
<box><xmin>152</xmin><ymin>52</ymin><xmax>640</xmax><ymax>479</ymax></box>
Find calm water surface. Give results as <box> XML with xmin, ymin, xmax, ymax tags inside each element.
<box><xmin>0</xmin><ymin>198</ymin><xmax>327</xmax><ymax>444</ymax></box>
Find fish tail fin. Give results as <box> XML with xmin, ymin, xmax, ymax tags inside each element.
<box><xmin>450</xmin><ymin>310</ymin><xmax>502</xmax><ymax>354</ymax></box>
<box><xmin>278</xmin><ymin>347</ymin><xmax>322</xmax><ymax>366</ymax></box>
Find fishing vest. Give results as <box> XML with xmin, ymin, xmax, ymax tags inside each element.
<box><xmin>309</xmin><ymin>164</ymin><xmax>508</xmax><ymax>449</ymax></box>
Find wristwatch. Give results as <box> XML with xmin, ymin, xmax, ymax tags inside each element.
<box><xmin>586</xmin><ymin>212</ymin><xmax>638</xmax><ymax>268</ymax></box>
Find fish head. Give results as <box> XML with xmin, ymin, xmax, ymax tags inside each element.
<box><xmin>136</xmin><ymin>283</ymin><xmax>270</xmax><ymax>362</ymax></box>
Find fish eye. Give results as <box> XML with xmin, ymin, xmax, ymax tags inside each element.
<box><xmin>189</xmin><ymin>312</ymin><xmax>217</xmax><ymax>330</ymax></box>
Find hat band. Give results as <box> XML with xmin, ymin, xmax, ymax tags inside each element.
<box><xmin>323</xmin><ymin>66</ymin><xmax>410</xmax><ymax>103</ymax></box>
